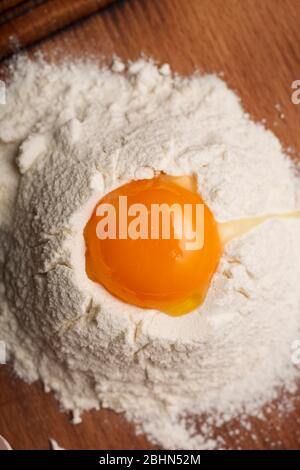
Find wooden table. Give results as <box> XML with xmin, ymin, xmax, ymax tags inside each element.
<box><xmin>0</xmin><ymin>0</ymin><xmax>300</xmax><ymax>450</ymax></box>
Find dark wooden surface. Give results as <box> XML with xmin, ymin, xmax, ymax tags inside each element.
<box><xmin>0</xmin><ymin>0</ymin><xmax>300</xmax><ymax>450</ymax></box>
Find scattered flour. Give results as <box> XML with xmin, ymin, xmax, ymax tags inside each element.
<box><xmin>49</xmin><ymin>439</ymin><xmax>64</xmax><ymax>451</ymax></box>
<box><xmin>0</xmin><ymin>56</ymin><xmax>300</xmax><ymax>449</ymax></box>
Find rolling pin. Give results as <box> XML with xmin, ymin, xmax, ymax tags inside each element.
<box><xmin>0</xmin><ymin>0</ymin><xmax>118</xmax><ymax>60</ymax></box>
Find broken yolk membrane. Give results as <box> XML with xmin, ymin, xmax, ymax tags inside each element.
<box><xmin>84</xmin><ymin>174</ymin><xmax>223</xmax><ymax>316</ymax></box>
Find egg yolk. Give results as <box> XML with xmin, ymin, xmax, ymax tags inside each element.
<box><xmin>84</xmin><ymin>174</ymin><xmax>223</xmax><ymax>316</ymax></box>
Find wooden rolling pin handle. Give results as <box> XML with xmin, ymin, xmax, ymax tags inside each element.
<box><xmin>0</xmin><ymin>0</ymin><xmax>117</xmax><ymax>60</ymax></box>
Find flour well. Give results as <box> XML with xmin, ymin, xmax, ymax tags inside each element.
<box><xmin>0</xmin><ymin>56</ymin><xmax>300</xmax><ymax>449</ymax></box>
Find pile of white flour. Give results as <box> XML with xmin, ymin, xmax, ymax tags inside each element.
<box><xmin>0</xmin><ymin>56</ymin><xmax>300</xmax><ymax>449</ymax></box>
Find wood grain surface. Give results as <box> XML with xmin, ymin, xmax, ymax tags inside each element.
<box><xmin>0</xmin><ymin>0</ymin><xmax>300</xmax><ymax>450</ymax></box>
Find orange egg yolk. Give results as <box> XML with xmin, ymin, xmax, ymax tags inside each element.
<box><xmin>84</xmin><ymin>174</ymin><xmax>223</xmax><ymax>316</ymax></box>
